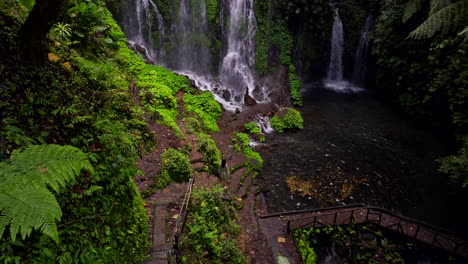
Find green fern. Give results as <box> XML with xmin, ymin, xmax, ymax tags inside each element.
<box><xmin>408</xmin><ymin>0</ymin><xmax>468</xmax><ymax>39</ymax></box>
<box><xmin>0</xmin><ymin>145</ymin><xmax>93</xmax><ymax>243</ymax></box>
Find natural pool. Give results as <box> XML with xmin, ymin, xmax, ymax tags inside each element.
<box><xmin>257</xmin><ymin>82</ymin><xmax>466</xmax><ymax>234</ymax></box>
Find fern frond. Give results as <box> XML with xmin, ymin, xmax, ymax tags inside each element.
<box><xmin>408</xmin><ymin>0</ymin><xmax>468</xmax><ymax>39</ymax></box>
<box><xmin>402</xmin><ymin>0</ymin><xmax>424</xmax><ymax>22</ymax></box>
<box><xmin>0</xmin><ymin>145</ymin><xmax>92</xmax><ymax>242</ymax></box>
<box><xmin>8</xmin><ymin>144</ymin><xmax>94</xmax><ymax>192</ymax></box>
<box><xmin>430</xmin><ymin>0</ymin><xmax>451</xmax><ymax>15</ymax></box>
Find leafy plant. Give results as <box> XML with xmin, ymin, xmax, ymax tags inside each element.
<box><xmin>160</xmin><ymin>148</ymin><xmax>191</xmax><ymax>182</ymax></box>
<box><xmin>408</xmin><ymin>0</ymin><xmax>468</xmax><ymax>39</ymax></box>
<box><xmin>181</xmin><ymin>186</ymin><xmax>246</xmax><ymax>263</ymax></box>
<box><xmin>244</xmin><ymin>122</ymin><xmax>261</xmax><ymax>135</ymax></box>
<box><xmin>197</xmin><ymin>133</ymin><xmax>222</xmax><ymax>175</ymax></box>
<box><xmin>438</xmin><ymin>136</ymin><xmax>468</xmax><ymax>187</ymax></box>
<box><xmin>0</xmin><ymin>144</ymin><xmax>93</xmax><ymax>242</ymax></box>
<box><xmin>270</xmin><ymin>108</ymin><xmax>304</xmax><ymax>132</ymax></box>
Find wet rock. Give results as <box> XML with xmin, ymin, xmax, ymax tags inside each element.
<box><xmin>252</xmin><ymin>84</ymin><xmax>265</xmax><ymax>102</ymax></box>
<box><xmin>222</xmin><ymin>90</ymin><xmax>231</xmax><ymax>101</ymax></box>
<box><xmin>235</xmin><ymin>108</ymin><xmax>241</xmax><ymax>114</ymax></box>
<box><xmin>244</xmin><ymin>89</ymin><xmax>257</xmax><ymax>106</ymax></box>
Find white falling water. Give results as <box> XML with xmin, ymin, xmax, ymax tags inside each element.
<box><xmin>119</xmin><ymin>0</ymin><xmax>269</xmax><ymax>111</ymax></box>
<box><xmin>327</xmin><ymin>7</ymin><xmax>344</xmax><ymax>81</ymax></box>
<box><xmin>254</xmin><ymin>114</ymin><xmax>274</xmax><ymax>134</ymax></box>
<box><xmin>324</xmin><ymin>5</ymin><xmax>363</xmax><ymax>93</ymax></box>
<box><xmin>220</xmin><ymin>0</ymin><xmax>258</xmax><ymax>104</ymax></box>
<box><xmin>352</xmin><ymin>15</ymin><xmax>373</xmax><ymax>86</ymax></box>
<box><xmin>121</xmin><ymin>0</ymin><xmax>165</xmax><ymax>62</ymax></box>
<box><xmin>171</xmin><ymin>0</ymin><xmax>212</xmax><ymax>74</ymax></box>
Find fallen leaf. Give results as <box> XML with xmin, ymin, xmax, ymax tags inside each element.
<box><xmin>142</xmin><ymin>202</ymin><xmax>149</xmax><ymax>207</ymax></box>
<box><xmin>172</xmin><ymin>214</ymin><xmax>180</xmax><ymax>219</ymax></box>
<box><xmin>38</xmin><ymin>166</ymin><xmax>48</xmax><ymax>173</ymax></box>
<box><xmin>62</xmin><ymin>62</ymin><xmax>71</xmax><ymax>69</ymax></box>
<box><xmin>48</xmin><ymin>53</ymin><xmax>60</xmax><ymax>63</ymax></box>
<box><xmin>236</xmin><ymin>198</ymin><xmax>242</xmax><ymax>202</ymax></box>
<box><xmin>278</xmin><ymin>237</ymin><xmax>286</xmax><ymax>243</ymax></box>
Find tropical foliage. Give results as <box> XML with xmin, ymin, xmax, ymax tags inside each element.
<box><xmin>270</xmin><ymin>108</ymin><xmax>304</xmax><ymax>132</ymax></box>
<box><xmin>0</xmin><ymin>145</ymin><xmax>92</xmax><ymax>243</ymax></box>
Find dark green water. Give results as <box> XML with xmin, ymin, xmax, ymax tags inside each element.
<box><xmin>258</xmin><ymin>82</ymin><xmax>466</xmax><ymax>235</ymax></box>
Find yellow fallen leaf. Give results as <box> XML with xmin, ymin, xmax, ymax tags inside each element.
<box><xmin>172</xmin><ymin>214</ymin><xmax>180</xmax><ymax>219</ymax></box>
<box><xmin>278</xmin><ymin>237</ymin><xmax>286</xmax><ymax>243</ymax></box>
<box><xmin>142</xmin><ymin>202</ymin><xmax>149</xmax><ymax>207</ymax></box>
<box><xmin>62</xmin><ymin>62</ymin><xmax>71</xmax><ymax>69</ymax></box>
<box><xmin>48</xmin><ymin>53</ymin><xmax>60</xmax><ymax>63</ymax></box>
<box><xmin>236</xmin><ymin>198</ymin><xmax>242</xmax><ymax>202</ymax></box>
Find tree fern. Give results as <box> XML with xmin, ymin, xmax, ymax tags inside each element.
<box><xmin>402</xmin><ymin>0</ymin><xmax>423</xmax><ymax>23</ymax></box>
<box><xmin>408</xmin><ymin>0</ymin><xmax>468</xmax><ymax>39</ymax></box>
<box><xmin>0</xmin><ymin>145</ymin><xmax>93</xmax><ymax>242</ymax></box>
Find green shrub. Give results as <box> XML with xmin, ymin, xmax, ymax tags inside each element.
<box><xmin>181</xmin><ymin>186</ymin><xmax>246</xmax><ymax>264</ymax></box>
<box><xmin>198</xmin><ymin>133</ymin><xmax>222</xmax><ymax>175</ymax></box>
<box><xmin>244</xmin><ymin>122</ymin><xmax>261</xmax><ymax>135</ymax></box>
<box><xmin>271</xmin><ymin>108</ymin><xmax>304</xmax><ymax>132</ymax></box>
<box><xmin>160</xmin><ymin>148</ymin><xmax>191</xmax><ymax>182</ymax></box>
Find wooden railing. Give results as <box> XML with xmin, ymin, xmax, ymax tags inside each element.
<box><xmin>260</xmin><ymin>205</ymin><xmax>468</xmax><ymax>258</ymax></box>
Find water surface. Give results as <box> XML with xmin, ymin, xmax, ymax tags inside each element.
<box><xmin>258</xmin><ymin>82</ymin><xmax>464</xmax><ymax>232</ymax></box>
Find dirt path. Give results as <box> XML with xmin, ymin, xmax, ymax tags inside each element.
<box><xmin>133</xmin><ymin>90</ymin><xmax>301</xmax><ymax>263</ymax></box>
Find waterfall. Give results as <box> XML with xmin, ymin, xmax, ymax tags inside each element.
<box><xmin>323</xmin><ymin>4</ymin><xmax>363</xmax><ymax>93</ymax></box>
<box><xmin>120</xmin><ymin>0</ymin><xmax>165</xmax><ymax>62</ymax></box>
<box><xmin>170</xmin><ymin>0</ymin><xmax>212</xmax><ymax>74</ymax></box>
<box><xmin>352</xmin><ymin>15</ymin><xmax>373</xmax><ymax>86</ymax></box>
<box><xmin>118</xmin><ymin>0</ymin><xmax>267</xmax><ymax>111</ymax></box>
<box><xmin>326</xmin><ymin>6</ymin><xmax>344</xmax><ymax>81</ymax></box>
<box><xmin>220</xmin><ymin>0</ymin><xmax>257</xmax><ymax>104</ymax></box>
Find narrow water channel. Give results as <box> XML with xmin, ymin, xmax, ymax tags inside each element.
<box><xmin>258</xmin><ymin>82</ymin><xmax>465</xmax><ymax>233</ymax></box>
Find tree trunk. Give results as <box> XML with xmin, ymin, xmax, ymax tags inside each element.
<box><xmin>18</xmin><ymin>0</ymin><xmax>68</xmax><ymax>66</ymax></box>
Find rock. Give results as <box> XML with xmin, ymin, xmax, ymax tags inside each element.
<box><xmin>222</xmin><ymin>90</ymin><xmax>231</xmax><ymax>101</ymax></box>
<box><xmin>244</xmin><ymin>93</ymin><xmax>257</xmax><ymax>106</ymax></box>
<box><xmin>134</xmin><ymin>43</ymin><xmax>147</xmax><ymax>54</ymax></box>
<box><xmin>235</xmin><ymin>108</ymin><xmax>241</xmax><ymax>114</ymax></box>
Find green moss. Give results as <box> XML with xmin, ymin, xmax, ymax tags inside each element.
<box><xmin>183</xmin><ymin>92</ymin><xmax>222</xmax><ymax>133</ymax></box>
<box><xmin>271</xmin><ymin>108</ymin><xmax>304</xmax><ymax>132</ymax></box>
<box><xmin>233</xmin><ymin>133</ymin><xmax>263</xmax><ymax>169</ymax></box>
<box><xmin>206</xmin><ymin>0</ymin><xmax>219</xmax><ymax>23</ymax></box>
<box><xmin>254</xmin><ymin>2</ymin><xmax>303</xmax><ymax>106</ymax></box>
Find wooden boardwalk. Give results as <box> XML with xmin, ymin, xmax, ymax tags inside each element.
<box><xmin>260</xmin><ymin>205</ymin><xmax>468</xmax><ymax>259</ymax></box>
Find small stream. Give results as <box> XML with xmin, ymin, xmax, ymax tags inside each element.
<box><xmin>258</xmin><ymin>82</ymin><xmax>464</xmax><ymax>233</ymax></box>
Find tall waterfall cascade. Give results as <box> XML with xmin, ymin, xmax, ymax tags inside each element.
<box><xmin>119</xmin><ymin>0</ymin><xmax>269</xmax><ymax>111</ymax></box>
<box><xmin>120</xmin><ymin>0</ymin><xmax>165</xmax><ymax>63</ymax></box>
<box><xmin>170</xmin><ymin>0</ymin><xmax>212</xmax><ymax>74</ymax></box>
<box><xmin>326</xmin><ymin>7</ymin><xmax>344</xmax><ymax>81</ymax></box>
<box><xmin>352</xmin><ymin>15</ymin><xmax>373</xmax><ymax>86</ymax></box>
<box><xmin>324</xmin><ymin>5</ymin><xmax>363</xmax><ymax>93</ymax></box>
<box><xmin>220</xmin><ymin>0</ymin><xmax>258</xmax><ymax>104</ymax></box>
